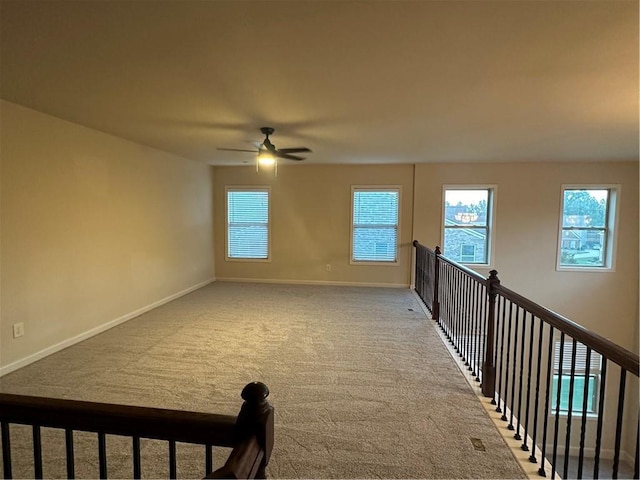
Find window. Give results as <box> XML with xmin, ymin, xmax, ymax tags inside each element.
<box><xmin>558</xmin><ymin>186</ymin><xmax>619</xmax><ymax>270</ymax></box>
<box><xmin>551</xmin><ymin>341</ymin><xmax>601</xmax><ymax>414</ymax></box>
<box><xmin>351</xmin><ymin>187</ymin><xmax>400</xmax><ymax>263</ymax></box>
<box><xmin>442</xmin><ymin>187</ymin><xmax>494</xmax><ymax>265</ymax></box>
<box><xmin>226</xmin><ymin>187</ymin><xmax>270</xmax><ymax>260</ymax></box>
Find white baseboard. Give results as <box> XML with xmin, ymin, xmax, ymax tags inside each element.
<box><xmin>544</xmin><ymin>444</ymin><xmax>634</xmax><ymax>463</ymax></box>
<box><xmin>0</xmin><ymin>278</ymin><xmax>216</xmax><ymax>377</ymax></box>
<box><xmin>216</xmin><ymin>277</ymin><xmax>410</xmax><ymax>289</ymax></box>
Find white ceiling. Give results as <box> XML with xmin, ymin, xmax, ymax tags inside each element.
<box><xmin>1</xmin><ymin>1</ymin><xmax>638</xmax><ymax>165</ymax></box>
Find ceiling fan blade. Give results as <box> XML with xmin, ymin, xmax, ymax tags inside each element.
<box><xmin>276</xmin><ymin>152</ymin><xmax>305</xmax><ymax>161</ymax></box>
<box><xmin>277</xmin><ymin>147</ymin><xmax>311</xmax><ymax>154</ymax></box>
<box><xmin>217</xmin><ymin>148</ymin><xmax>258</xmax><ymax>153</ymax></box>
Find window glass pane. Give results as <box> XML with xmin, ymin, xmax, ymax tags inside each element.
<box><xmin>353</xmin><ymin>191</ymin><xmax>399</xmax><ymax>225</ymax></box>
<box><xmin>443</xmin><ymin>228</ymin><xmax>487</xmax><ymax>263</ymax></box>
<box><xmin>552</xmin><ymin>375</ymin><xmax>597</xmax><ymax>413</ymax></box>
<box><xmin>353</xmin><ymin>226</ymin><xmax>397</xmax><ymax>262</ymax></box>
<box><xmin>562</xmin><ymin>189</ymin><xmax>608</xmax><ymax>228</ymax></box>
<box><xmin>444</xmin><ymin>190</ymin><xmax>489</xmax><ymax>227</ymax></box>
<box><xmin>559</xmin><ymin>229</ymin><xmax>605</xmax><ymax>266</ymax></box>
<box><xmin>352</xmin><ymin>189</ymin><xmax>399</xmax><ymax>262</ymax></box>
<box><xmin>227</xmin><ymin>190</ymin><xmax>269</xmax><ymax>259</ymax></box>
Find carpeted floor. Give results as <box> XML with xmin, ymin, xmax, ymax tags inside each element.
<box><xmin>0</xmin><ymin>282</ymin><xmax>526</xmax><ymax>479</ymax></box>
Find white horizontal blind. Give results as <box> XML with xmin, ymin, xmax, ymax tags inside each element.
<box><xmin>227</xmin><ymin>189</ymin><xmax>269</xmax><ymax>259</ymax></box>
<box><xmin>352</xmin><ymin>189</ymin><xmax>399</xmax><ymax>262</ymax></box>
<box><xmin>553</xmin><ymin>341</ymin><xmax>602</xmax><ymax>374</ymax></box>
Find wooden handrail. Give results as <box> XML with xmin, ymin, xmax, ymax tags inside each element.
<box><xmin>412</xmin><ymin>240</ymin><xmax>639</xmax><ymax>378</ymax></box>
<box><xmin>0</xmin><ymin>381</ymin><xmax>274</xmax><ymax>479</ymax></box>
<box><xmin>494</xmin><ymin>283</ymin><xmax>639</xmax><ymax>376</ymax></box>
<box><xmin>0</xmin><ymin>393</ymin><xmax>238</xmax><ymax>446</ymax></box>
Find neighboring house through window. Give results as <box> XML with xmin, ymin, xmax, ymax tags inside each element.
<box><xmin>351</xmin><ymin>187</ymin><xmax>400</xmax><ymax>263</ymax></box>
<box><xmin>557</xmin><ymin>186</ymin><xmax>619</xmax><ymax>270</ymax></box>
<box><xmin>226</xmin><ymin>187</ymin><xmax>270</xmax><ymax>260</ymax></box>
<box><xmin>442</xmin><ymin>187</ymin><xmax>495</xmax><ymax>265</ymax></box>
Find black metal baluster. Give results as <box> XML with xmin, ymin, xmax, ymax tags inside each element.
<box><xmin>514</xmin><ymin>308</ymin><xmax>527</xmax><ymax>441</ymax></box>
<box><xmin>501</xmin><ymin>300</ymin><xmax>514</xmax><ymax>422</ymax></box>
<box><xmin>507</xmin><ymin>305</ymin><xmax>520</xmax><ymax>430</ymax></box>
<box><xmin>612</xmin><ymin>369</ymin><xmax>626</xmax><ymax>479</ymax></box>
<box><xmin>441</xmin><ymin>265</ymin><xmax>448</xmax><ymax>337</ymax></box>
<box><xmin>529</xmin><ymin>319</ymin><xmax>545</xmax><ymax>463</ymax></box>
<box><xmin>33</xmin><ymin>425</ymin><xmax>43</xmax><ymax>479</ymax></box>
<box><xmin>132</xmin><ymin>436</ymin><xmax>141</xmax><ymax>479</ymax></box>
<box><xmin>463</xmin><ymin>276</ymin><xmax>471</xmax><ymax>367</ymax></box>
<box><xmin>563</xmin><ymin>338</ymin><xmax>578</xmax><ymax>479</ymax></box>
<box><xmin>593</xmin><ymin>359</ymin><xmax>607</xmax><ymax>479</ymax></box>
<box><xmin>454</xmin><ymin>269</ymin><xmax>461</xmax><ymax>353</ymax></box>
<box><xmin>449</xmin><ymin>267</ymin><xmax>455</xmax><ymax>343</ymax></box>
<box><xmin>551</xmin><ymin>333</ymin><xmax>565</xmax><ymax>479</ymax></box>
<box><xmin>521</xmin><ymin>313</ymin><xmax>535</xmax><ymax>451</ymax></box>
<box><xmin>442</xmin><ymin>265</ymin><xmax>449</xmax><ymax>338</ymax></box>
<box><xmin>98</xmin><ymin>432</ymin><xmax>107</xmax><ymax>479</ymax></box>
<box><xmin>1</xmin><ymin>422</ymin><xmax>12</xmax><ymax>479</ymax></box>
<box><xmin>538</xmin><ymin>326</ymin><xmax>555</xmax><ymax>477</ymax></box>
<box><xmin>495</xmin><ymin>296</ymin><xmax>507</xmax><ymax>412</ymax></box>
<box><xmin>478</xmin><ymin>282</ymin><xmax>487</xmax><ymax>384</ymax></box>
<box><xmin>169</xmin><ymin>440</ymin><xmax>177</xmax><ymax>479</ymax></box>
<box><xmin>205</xmin><ymin>444</ymin><xmax>213</xmax><ymax>476</ymax></box>
<box><xmin>65</xmin><ymin>429</ymin><xmax>75</xmax><ymax>479</ymax></box>
<box><xmin>466</xmin><ymin>277</ymin><xmax>474</xmax><ymax>371</ymax></box>
<box><xmin>472</xmin><ymin>281</ymin><xmax>480</xmax><ymax>378</ymax></box>
<box><xmin>577</xmin><ymin>347</ymin><xmax>593</xmax><ymax>479</ymax></box>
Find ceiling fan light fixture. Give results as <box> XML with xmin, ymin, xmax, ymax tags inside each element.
<box><xmin>257</xmin><ymin>151</ymin><xmax>276</xmax><ymax>166</ymax></box>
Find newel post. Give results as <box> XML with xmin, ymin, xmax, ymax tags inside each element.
<box><xmin>236</xmin><ymin>382</ymin><xmax>274</xmax><ymax>478</ymax></box>
<box><xmin>432</xmin><ymin>246</ymin><xmax>441</xmax><ymax>322</ymax></box>
<box><xmin>482</xmin><ymin>270</ymin><xmax>500</xmax><ymax>398</ymax></box>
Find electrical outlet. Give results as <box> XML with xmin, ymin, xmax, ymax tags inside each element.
<box><xmin>326</xmin><ymin>264</ymin><xmax>332</xmax><ymax>272</ymax></box>
<box><xmin>13</xmin><ymin>322</ymin><xmax>24</xmax><ymax>338</ymax></box>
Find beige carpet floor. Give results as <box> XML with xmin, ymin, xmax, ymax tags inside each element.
<box><xmin>0</xmin><ymin>282</ymin><xmax>526</xmax><ymax>479</ymax></box>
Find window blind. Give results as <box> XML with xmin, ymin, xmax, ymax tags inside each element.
<box><xmin>227</xmin><ymin>189</ymin><xmax>269</xmax><ymax>259</ymax></box>
<box><xmin>352</xmin><ymin>189</ymin><xmax>399</xmax><ymax>262</ymax></box>
<box><xmin>553</xmin><ymin>341</ymin><xmax>601</xmax><ymax>374</ymax></box>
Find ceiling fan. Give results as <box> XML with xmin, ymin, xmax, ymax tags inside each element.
<box><xmin>217</xmin><ymin>127</ymin><xmax>312</xmax><ymax>170</ymax></box>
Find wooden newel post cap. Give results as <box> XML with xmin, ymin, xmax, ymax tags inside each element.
<box><xmin>241</xmin><ymin>382</ymin><xmax>270</xmax><ymax>405</ymax></box>
<box><xmin>435</xmin><ymin>246</ymin><xmax>441</xmax><ymax>255</ymax></box>
<box><xmin>412</xmin><ymin>240</ymin><xmax>418</xmax><ymax>247</ymax></box>
<box><xmin>489</xmin><ymin>270</ymin><xmax>499</xmax><ymax>281</ymax></box>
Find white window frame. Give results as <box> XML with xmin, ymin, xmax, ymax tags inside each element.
<box><xmin>441</xmin><ymin>185</ymin><xmax>496</xmax><ymax>267</ymax></box>
<box><xmin>556</xmin><ymin>185</ymin><xmax>620</xmax><ymax>272</ymax></box>
<box><xmin>225</xmin><ymin>186</ymin><xmax>271</xmax><ymax>262</ymax></box>
<box><xmin>350</xmin><ymin>186</ymin><xmax>401</xmax><ymax>265</ymax></box>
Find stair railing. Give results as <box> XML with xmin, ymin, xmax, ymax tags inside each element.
<box><xmin>0</xmin><ymin>381</ymin><xmax>274</xmax><ymax>480</ymax></box>
<box><xmin>413</xmin><ymin>241</ymin><xmax>639</xmax><ymax>479</ymax></box>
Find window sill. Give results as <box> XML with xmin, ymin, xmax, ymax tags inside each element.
<box><xmin>350</xmin><ymin>260</ymin><xmax>400</xmax><ymax>266</ymax></box>
<box><xmin>225</xmin><ymin>257</ymin><xmax>271</xmax><ymax>263</ymax></box>
<box><xmin>556</xmin><ymin>265</ymin><xmax>614</xmax><ymax>273</ymax></box>
<box><xmin>551</xmin><ymin>411</ymin><xmax>599</xmax><ymax>419</ymax></box>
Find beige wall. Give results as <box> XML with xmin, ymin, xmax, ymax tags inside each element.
<box><xmin>413</xmin><ymin>161</ymin><xmax>639</xmax><ymax>352</ymax></box>
<box><xmin>213</xmin><ymin>164</ymin><xmax>415</xmax><ymax>287</ymax></box>
<box><xmin>0</xmin><ymin>101</ymin><xmax>215</xmax><ymax>373</ymax></box>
